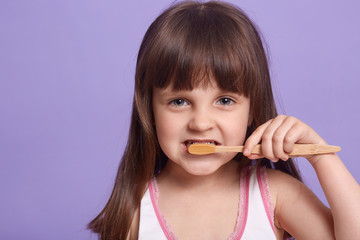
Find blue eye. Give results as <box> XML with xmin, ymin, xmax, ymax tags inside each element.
<box><xmin>217</xmin><ymin>97</ymin><xmax>234</xmax><ymax>105</ymax></box>
<box><xmin>170</xmin><ymin>99</ymin><xmax>188</xmax><ymax>106</ymax></box>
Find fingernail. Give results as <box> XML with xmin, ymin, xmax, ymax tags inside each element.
<box><xmin>243</xmin><ymin>149</ymin><xmax>249</xmax><ymax>156</ymax></box>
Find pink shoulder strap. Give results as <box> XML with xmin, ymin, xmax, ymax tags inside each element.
<box><xmin>256</xmin><ymin>166</ymin><xmax>276</xmax><ymax>233</ymax></box>
<box><xmin>149</xmin><ymin>179</ymin><xmax>178</xmax><ymax>240</ymax></box>
<box><xmin>228</xmin><ymin>166</ymin><xmax>250</xmax><ymax>240</ymax></box>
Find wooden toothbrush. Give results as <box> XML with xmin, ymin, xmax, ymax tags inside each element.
<box><xmin>188</xmin><ymin>143</ymin><xmax>341</xmax><ymax>157</ymax></box>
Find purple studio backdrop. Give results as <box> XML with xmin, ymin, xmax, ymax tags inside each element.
<box><xmin>0</xmin><ymin>0</ymin><xmax>359</xmax><ymax>239</ymax></box>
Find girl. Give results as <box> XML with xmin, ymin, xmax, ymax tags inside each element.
<box><xmin>89</xmin><ymin>1</ymin><xmax>360</xmax><ymax>239</ymax></box>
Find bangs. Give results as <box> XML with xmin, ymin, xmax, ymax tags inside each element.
<box><xmin>141</xmin><ymin>2</ymin><xmax>261</xmax><ymax>97</ymax></box>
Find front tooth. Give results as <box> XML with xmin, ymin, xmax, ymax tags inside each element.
<box><xmin>188</xmin><ymin>141</ymin><xmax>215</xmax><ymax>145</ymax></box>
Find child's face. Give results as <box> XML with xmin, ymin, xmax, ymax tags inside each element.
<box><xmin>152</xmin><ymin>83</ymin><xmax>250</xmax><ymax>176</ymax></box>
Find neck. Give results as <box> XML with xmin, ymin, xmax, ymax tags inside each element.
<box><xmin>157</xmin><ymin>159</ymin><xmax>242</xmax><ymax>193</ymax></box>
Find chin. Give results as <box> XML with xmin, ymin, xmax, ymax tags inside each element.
<box><xmin>181</xmin><ymin>158</ymin><xmax>229</xmax><ymax>176</ymax></box>
<box><xmin>164</xmin><ymin>151</ymin><xmax>237</xmax><ymax>177</ymax></box>
<box><xmin>185</xmin><ymin>167</ymin><xmax>218</xmax><ymax>176</ymax></box>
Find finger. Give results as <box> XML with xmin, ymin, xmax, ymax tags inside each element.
<box><xmin>286</xmin><ymin>120</ymin><xmax>325</xmax><ymax>146</ymax></box>
<box><xmin>272</xmin><ymin>116</ymin><xmax>298</xmax><ymax>160</ymax></box>
<box><xmin>260</xmin><ymin>115</ymin><xmax>287</xmax><ymax>161</ymax></box>
<box><xmin>246</xmin><ymin>153</ymin><xmax>264</xmax><ymax>160</ymax></box>
<box><xmin>243</xmin><ymin>119</ymin><xmax>273</xmax><ymax>156</ymax></box>
<box><xmin>283</xmin><ymin>121</ymin><xmax>307</xmax><ymax>154</ymax></box>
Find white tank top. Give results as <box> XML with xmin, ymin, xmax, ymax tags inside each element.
<box><xmin>138</xmin><ymin>166</ymin><xmax>276</xmax><ymax>240</ymax></box>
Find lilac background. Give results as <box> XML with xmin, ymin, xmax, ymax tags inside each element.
<box><xmin>0</xmin><ymin>0</ymin><xmax>359</xmax><ymax>239</ymax></box>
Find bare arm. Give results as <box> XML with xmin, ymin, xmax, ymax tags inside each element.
<box><xmin>244</xmin><ymin>115</ymin><xmax>360</xmax><ymax>239</ymax></box>
<box><xmin>309</xmin><ymin>153</ymin><xmax>360</xmax><ymax>239</ymax></box>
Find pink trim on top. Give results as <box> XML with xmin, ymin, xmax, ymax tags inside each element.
<box><xmin>257</xmin><ymin>166</ymin><xmax>276</xmax><ymax>234</ymax></box>
<box><xmin>228</xmin><ymin>166</ymin><xmax>250</xmax><ymax>240</ymax></box>
<box><xmin>148</xmin><ymin>167</ymin><xmax>251</xmax><ymax>240</ymax></box>
<box><xmin>149</xmin><ymin>179</ymin><xmax>178</xmax><ymax>240</ymax></box>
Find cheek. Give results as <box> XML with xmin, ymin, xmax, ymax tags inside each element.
<box><xmin>155</xmin><ymin>114</ymin><xmax>183</xmax><ymax>145</ymax></box>
<box><xmin>223</xmin><ymin>113</ymin><xmax>249</xmax><ymax>145</ymax></box>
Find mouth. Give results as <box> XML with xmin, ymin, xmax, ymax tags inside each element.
<box><xmin>184</xmin><ymin>139</ymin><xmax>220</xmax><ymax>152</ymax></box>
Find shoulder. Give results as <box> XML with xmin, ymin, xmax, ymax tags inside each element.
<box><xmin>265</xmin><ymin>167</ymin><xmax>303</xmax><ymax>201</ymax></box>
<box><xmin>263</xmin><ymin>168</ymin><xmax>302</xmax><ymax>227</ymax></box>
<box><xmin>265</xmin><ymin>167</ymin><xmax>334</xmax><ymax>239</ymax></box>
<box><xmin>265</xmin><ymin>167</ymin><xmax>326</xmax><ymax>212</ymax></box>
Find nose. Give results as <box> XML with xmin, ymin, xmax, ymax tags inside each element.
<box><xmin>188</xmin><ymin>107</ymin><xmax>215</xmax><ymax>132</ymax></box>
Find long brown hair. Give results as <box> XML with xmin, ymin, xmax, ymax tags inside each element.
<box><xmin>88</xmin><ymin>1</ymin><xmax>301</xmax><ymax>239</ymax></box>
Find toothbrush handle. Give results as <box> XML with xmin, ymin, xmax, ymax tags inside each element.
<box><xmin>215</xmin><ymin>144</ymin><xmax>341</xmax><ymax>157</ymax></box>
